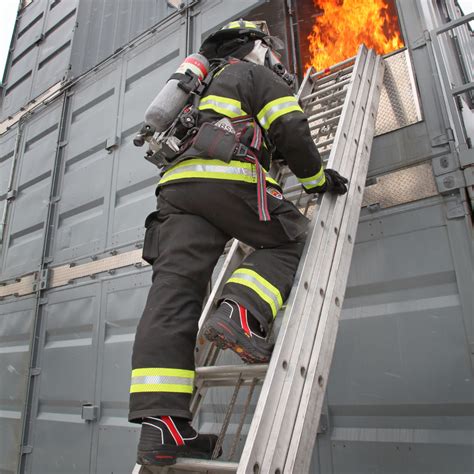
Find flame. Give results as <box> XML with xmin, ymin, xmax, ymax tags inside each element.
<box><xmin>306</xmin><ymin>0</ymin><xmax>404</xmax><ymax>70</ymax></box>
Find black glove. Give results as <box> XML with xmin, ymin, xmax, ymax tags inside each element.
<box><xmin>304</xmin><ymin>168</ymin><xmax>348</xmax><ymax>195</ymax></box>
<box><xmin>324</xmin><ymin>168</ymin><xmax>348</xmax><ymax>195</ymax></box>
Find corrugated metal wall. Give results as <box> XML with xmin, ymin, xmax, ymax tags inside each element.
<box><xmin>312</xmin><ymin>195</ymin><xmax>473</xmax><ymax>473</ymax></box>
<box><xmin>0</xmin><ymin>0</ymin><xmax>79</xmax><ymax>121</ymax></box>
<box><xmin>0</xmin><ymin>1</ymin><xmax>268</xmax><ymax>473</ymax></box>
<box><xmin>0</xmin><ymin>0</ymin><xmax>472</xmax><ymax>473</ymax></box>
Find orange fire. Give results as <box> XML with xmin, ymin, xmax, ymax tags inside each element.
<box><xmin>306</xmin><ymin>0</ymin><xmax>404</xmax><ymax>70</ymax></box>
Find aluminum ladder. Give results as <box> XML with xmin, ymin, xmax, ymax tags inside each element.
<box><xmin>135</xmin><ymin>44</ymin><xmax>385</xmax><ymax>473</ymax></box>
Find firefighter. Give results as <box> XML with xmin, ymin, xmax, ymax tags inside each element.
<box><xmin>130</xmin><ymin>20</ymin><xmax>348</xmax><ymax>467</ymax></box>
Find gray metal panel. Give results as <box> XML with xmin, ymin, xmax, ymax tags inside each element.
<box><xmin>1</xmin><ymin>0</ymin><xmax>78</xmax><ymax>121</ymax></box>
<box><xmin>52</xmin><ymin>18</ymin><xmax>182</xmax><ymax>263</ymax></box>
<box><xmin>0</xmin><ymin>129</ymin><xmax>17</xmax><ymax>247</ymax></box>
<box><xmin>30</xmin><ymin>0</ymin><xmax>78</xmax><ymax>98</ymax></box>
<box><xmin>370</xmin><ymin>121</ymin><xmax>449</xmax><ymax>176</ymax></box>
<box><xmin>94</xmin><ymin>271</ymin><xmax>150</xmax><ymax>474</ymax></box>
<box><xmin>69</xmin><ymin>0</ymin><xmax>175</xmax><ymax>77</ymax></box>
<box><xmin>53</xmin><ymin>61</ymin><xmax>121</xmax><ymax>263</ymax></box>
<box><xmin>27</xmin><ymin>282</ymin><xmax>99</xmax><ymax>474</ymax></box>
<box><xmin>1</xmin><ymin>102</ymin><xmax>62</xmax><ymax>279</ymax></box>
<box><xmin>108</xmin><ymin>21</ymin><xmax>183</xmax><ymax>249</ymax></box>
<box><xmin>313</xmin><ymin>196</ymin><xmax>474</xmax><ymax>473</ymax></box>
<box><xmin>0</xmin><ymin>296</ymin><xmax>36</xmax><ymax>474</ymax></box>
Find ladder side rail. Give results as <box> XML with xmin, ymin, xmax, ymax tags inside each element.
<box><xmin>259</xmin><ymin>51</ymin><xmax>378</xmax><ymax>473</ymax></box>
<box><xmin>297</xmin><ymin>65</ymin><xmax>316</xmax><ymax>102</ymax></box>
<box><xmin>286</xmin><ymin>57</ymin><xmax>385</xmax><ymax>473</ymax></box>
<box><xmin>190</xmin><ymin>240</ymin><xmax>249</xmax><ymax>416</ymax></box>
<box><xmin>238</xmin><ymin>45</ymin><xmax>369</xmax><ymax>474</ymax></box>
<box><xmin>168</xmin><ymin>458</ymin><xmax>239</xmax><ymax>472</ymax></box>
<box><xmin>195</xmin><ymin>240</ymin><xmax>247</xmax><ymax>365</ymax></box>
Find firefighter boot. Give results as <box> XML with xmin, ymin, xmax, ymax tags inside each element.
<box><xmin>137</xmin><ymin>416</ymin><xmax>220</xmax><ymax>466</ymax></box>
<box><xmin>203</xmin><ymin>300</ymin><xmax>274</xmax><ymax>363</ymax></box>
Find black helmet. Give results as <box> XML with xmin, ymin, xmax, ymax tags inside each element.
<box><xmin>200</xmin><ymin>20</ymin><xmax>268</xmax><ymax>60</ymax></box>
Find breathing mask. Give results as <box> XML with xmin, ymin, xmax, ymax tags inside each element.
<box><xmin>244</xmin><ymin>38</ymin><xmax>295</xmax><ymax>88</ymax></box>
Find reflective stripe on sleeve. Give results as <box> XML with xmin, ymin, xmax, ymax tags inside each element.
<box><xmin>130</xmin><ymin>368</ymin><xmax>194</xmax><ymax>394</ymax></box>
<box><xmin>298</xmin><ymin>168</ymin><xmax>326</xmax><ymax>189</ymax></box>
<box><xmin>257</xmin><ymin>96</ymin><xmax>303</xmax><ymax>131</ymax></box>
<box><xmin>159</xmin><ymin>159</ymin><xmax>280</xmax><ymax>187</ymax></box>
<box><xmin>227</xmin><ymin>268</ymin><xmax>283</xmax><ymax>318</ymax></box>
<box><xmin>198</xmin><ymin>95</ymin><xmax>248</xmax><ymax>118</ymax></box>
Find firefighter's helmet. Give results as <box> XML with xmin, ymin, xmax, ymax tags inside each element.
<box><xmin>200</xmin><ymin>19</ymin><xmax>282</xmax><ymax>60</ymax></box>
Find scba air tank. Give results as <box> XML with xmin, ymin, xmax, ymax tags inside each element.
<box><xmin>144</xmin><ymin>53</ymin><xmax>209</xmax><ymax>132</ymax></box>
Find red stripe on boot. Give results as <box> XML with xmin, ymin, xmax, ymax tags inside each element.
<box><xmin>161</xmin><ymin>416</ymin><xmax>184</xmax><ymax>446</ymax></box>
<box><xmin>239</xmin><ymin>304</ymin><xmax>251</xmax><ymax>337</ymax></box>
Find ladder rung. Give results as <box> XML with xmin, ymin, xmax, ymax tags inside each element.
<box><xmin>283</xmin><ymin>184</ymin><xmax>303</xmax><ymax>194</ymax></box>
<box><xmin>304</xmin><ymin>88</ymin><xmax>346</xmax><ymax>109</ymax></box>
<box><xmin>173</xmin><ymin>458</ymin><xmax>239</xmax><ymax>471</ymax></box>
<box><xmin>309</xmin><ymin>105</ymin><xmax>343</xmax><ymax>129</ymax></box>
<box><xmin>311</xmin><ymin>115</ymin><xmax>341</xmax><ymax>133</ymax></box>
<box><xmin>315</xmin><ymin>65</ymin><xmax>354</xmax><ymax>87</ymax></box>
<box><xmin>310</xmin><ymin>55</ymin><xmax>355</xmax><ymax>79</ymax></box>
<box><xmin>315</xmin><ymin>136</ymin><xmax>335</xmax><ymax>148</ymax></box>
<box><xmin>196</xmin><ymin>363</ymin><xmax>268</xmax><ymax>380</ymax></box>
<box><xmin>301</xmin><ymin>77</ymin><xmax>351</xmax><ymax>102</ymax></box>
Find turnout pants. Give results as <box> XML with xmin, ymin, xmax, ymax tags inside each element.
<box><xmin>129</xmin><ymin>181</ymin><xmax>308</xmax><ymax>421</ymax></box>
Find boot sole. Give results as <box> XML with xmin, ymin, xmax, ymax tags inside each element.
<box><xmin>137</xmin><ymin>444</ymin><xmax>220</xmax><ymax>467</ymax></box>
<box><xmin>203</xmin><ymin>314</ymin><xmax>273</xmax><ymax>364</ymax></box>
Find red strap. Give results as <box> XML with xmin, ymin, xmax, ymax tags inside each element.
<box><xmin>238</xmin><ymin>304</ymin><xmax>251</xmax><ymax>336</ymax></box>
<box><xmin>161</xmin><ymin>416</ymin><xmax>185</xmax><ymax>446</ymax></box>
<box><xmin>245</xmin><ymin>150</ymin><xmax>271</xmax><ymax>221</ymax></box>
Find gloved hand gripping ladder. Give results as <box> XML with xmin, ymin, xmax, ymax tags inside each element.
<box><xmin>134</xmin><ymin>44</ymin><xmax>385</xmax><ymax>474</ymax></box>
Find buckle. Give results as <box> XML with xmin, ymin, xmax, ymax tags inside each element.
<box><xmin>234</xmin><ymin>143</ymin><xmax>249</xmax><ymax>157</ymax></box>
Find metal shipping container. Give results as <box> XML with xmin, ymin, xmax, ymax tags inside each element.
<box><xmin>0</xmin><ymin>0</ymin><xmax>472</xmax><ymax>473</ymax></box>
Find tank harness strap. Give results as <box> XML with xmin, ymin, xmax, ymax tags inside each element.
<box><xmin>231</xmin><ymin>116</ymin><xmax>270</xmax><ymax>222</ymax></box>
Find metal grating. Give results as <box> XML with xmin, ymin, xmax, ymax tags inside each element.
<box><xmin>362</xmin><ymin>162</ymin><xmax>438</xmax><ymax>209</ymax></box>
<box><xmin>375</xmin><ymin>49</ymin><xmax>423</xmax><ymax>136</ymax></box>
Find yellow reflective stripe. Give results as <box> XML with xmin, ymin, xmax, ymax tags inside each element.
<box><xmin>227</xmin><ymin>277</ymin><xmax>278</xmax><ymax>317</ymax></box>
<box><xmin>167</xmin><ymin>158</ymin><xmax>255</xmax><ymax>172</ymax></box>
<box><xmin>131</xmin><ymin>368</ymin><xmax>194</xmax><ymax>378</ymax></box>
<box><xmin>234</xmin><ymin>268</ymin><xmax>283</xmax><ymax>307</ymax></box>
<box><xmin>130</xmin><ymin>384</ymin><xmax>193</xmax><ymax>394</ymax></box>
<box><xmin>199</xmin><ymin>95</ymin><xmax>248</xmax><ymax>118</ymax></box>
<box><xmin>224</xmin><ymin>21</ymin><xmax>258</xmax><ymax>29</ymax></box>
<box><xmin>130</xmin><ymin>367</ymin><xmax>194</xmax><ymax>394</ymax></box>
<box><xmin>159</xmin><ymin>159</ymin><xmax>279</xmax><ymax>187</ymax></box>
<box><xmin>257</xmin><ymin>96</ymin><xmax>303</xmax><ymax>131</ymax></box>
<box><xmin>299</xmin><ymin>168</ymin><xmax>326</xmax><ymax>189</ymax></box>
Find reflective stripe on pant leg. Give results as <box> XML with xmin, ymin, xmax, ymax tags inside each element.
<box><xmin>227</xmin><ymin>268</ymin><xmax>283</xmax><ymax>318</ymax></box>
<box><xmin>130</xmin><ymin>368</ymin><xmax>195</xmax><ymax>394</ymax></box>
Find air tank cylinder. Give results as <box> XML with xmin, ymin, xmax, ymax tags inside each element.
<box><xmin>144</xmin><ymin>53</ymin><xmax>209</xmax><ymax>132</ymax></box>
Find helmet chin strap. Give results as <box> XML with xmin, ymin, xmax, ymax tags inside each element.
<box><xmin>243</xmin><ymin>40</ymin><xmax>295</xmax><ymax>88</ymax></box>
